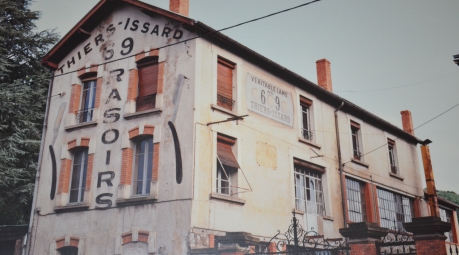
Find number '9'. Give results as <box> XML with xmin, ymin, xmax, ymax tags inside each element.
<box><xmin>275</xmin><ymin>96</ymin><xmax>280</xmax><ymax>110</ymax></box>
<box><xmin>121</xmin><ymin>37</ymin><xmax>134</xmax><ymax>56</ymax></box>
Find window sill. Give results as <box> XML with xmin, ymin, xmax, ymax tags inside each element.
<box><xmin>65</xmin><ymin>121</ymin><xmax>97</xmax><ymax>132</ymax></box>
<box><xmin>116</xmin><ymin>196</ymin><xmax>157</xmax><ymax>207</ymax></box>
<box><xmin>209</xmin><ymin>192</ymin><xmax>245</xmax><ymax>205</ymax></box>
<box><xmin>124</xmin><ymin>108</ymin><xmax>162</xmax><ymax>120</ymax></box>
<box><xmin>351</xmin><ymin>158</ymin><xmax>369</xmax><ymax>168</ymax></box>
<box><xmin>389</xmin><ymin>172</ymin><xmax>404</xmax><ymax>181</ymax></box>
<box><xmin>210</xmin><ymin>104</ymin><xmax>238</xmax><ymax>117</ymax></box>
<box><xmin>54</xmin><ymin>203</ymin><xmax>89</xmax><ymax>213</ymax></box>
<box><xmin>298</xmin><ymin>137</ymin><xmax>321</xmax><ymax>149</ymax></box>
<box><xmin>293</xmin><ymin>209</ymin><xmax>305</xmax><ymax>215</ymax></box>
<box><xmin>322</xmin><ymin>215</ymin><xmax>334</xmax><ymax>221</ymax></box>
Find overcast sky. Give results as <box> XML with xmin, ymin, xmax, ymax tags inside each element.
<box><xmin>31</xmin><ymin>0</ymin><xmax>459</xmax><ymax>192</ymax></box>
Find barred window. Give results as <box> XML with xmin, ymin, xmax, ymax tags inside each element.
<box><xmin>346</xmin><ymin>178</ymin><xmax>367</xmax><ymax>223</ymax></box>
<box><xmin>295</xmin><ymin>165</ymin><xmax>325</xmax><ymax>215</ymax></box>
<box><xmin>377</xmin><ymin>188</ymin><xmax>413</xmax><ymax>229</ymax></box>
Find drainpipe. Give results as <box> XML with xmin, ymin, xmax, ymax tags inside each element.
<box><xmin>334</xmin><ymin>102</ymin><xmax>346</xmax><ymax>228</ymax></box>
<box><xmin>25</xmin><ymin>71</ymin><xmax>54</xmax><ymax>255</ymax></box>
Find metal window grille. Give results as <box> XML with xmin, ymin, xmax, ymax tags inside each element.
<box><xmin>440</xmin><ymin>208</ymin><xmax>454</xmax><ymax>242</ymax></box>
<box><xmin>133</xmin><ymin>137</ymin><xmax>153</xmax><ymax>195</ymax></box>
<box><xmin>294</xmin><ymin>165</ymin><xmax>325</xmax><ymax>215</ymax></box>
<box><xmin>301</xmin><ymin>105</ymin><xmax>313</xmax><ymax>141</ymax></box>
<box><xmin>69</xmin><ymin>148</ymin><xmax>88</xmax><ymax>203</ymax></box>
<box><xmin>346</xmin><ymin>178</ymin><xmax>367</xmax><ymax>222</ymax></box>
<box><xmin>377</xmin><ymin>188</ymin><xmax>413</xmax><ymax>229</ymax></box>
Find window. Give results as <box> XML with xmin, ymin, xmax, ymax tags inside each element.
<box><xmin>351</xmin><ymin>121</ymin><xmax>362</xmax><ymax>160</ymax></box>
<box><xmin>294</xmin><ymin>162</ymin><xmax>325</xmax><ymax>215</ymax></box>
<box><xmin>217</xmin><ymin>57</ymin><xmax>235</xmax><ymax>111</ymax></box>
<box><xmin>58</xmin><ymin>247</ymin><xmax>78</xmax><ymax>255</ymax></box>
<box><xmin>77</xmin><ymin>80</ymin><xmax>97</xmax><ymax>123</ymax></box>
<box><xmin>377</xmin><ymin>188</ymin><xmax>413</xmax><ymax>229</ymax></box>
<box><xmin>133</xmin><ymin>137</ymin><xmax>154</xmax><ymax>195</ymax></box>
<box><xmin>346</xmin><ymin>178</ymin><xmax>367</xmax><ymax>222</ymax></box>
<box><xmin>300</xmin><ymin>97</ymin><xmax>313</xmax><ymax>141</ymax></box>
<box><xmin>387</xmin><ymin>139</ymin><xmax>398</xmax><ymax>174</ymax></box>
<box><xmin>216</xmin><ymin>135</ymin><xmax>239</xmax><ymax>195</ymax></box>
<box><xmin>136</xmin><ymin>58</ymin><xmax>159</xmax><ymax>112</ymax></box>
<box><xmin>440</xmin><ymin>207</ymin><xmax>455</xmax><ymax>242</ymax></box>
<box><xmin>69</xmin><ymin>148</ymin><xmax>88</xmax><ymax>203</ymax></box>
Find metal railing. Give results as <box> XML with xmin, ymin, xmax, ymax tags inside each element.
<box><xmin>136</xmin><ymin>94</ymin><xmax>156</xmax><ymax>110</ymax></box>
<box><xmin>302</xmin><ymin>129</ymin><xmax>314</xmax><ymax>141</ymax></box>
<box><xmin>217</xmin><ymin>94</ymin><xmax>235</xmax><ymax>110</ymax></box>
<box><xmin>391</xmin><ymin>166</ymin><xmax>398</xmax><ymax>174</ymax></box>
<box><xmin>76</xmin><ymin>108</ymin><xmax>94</xmax><ymax>123</ymax></box>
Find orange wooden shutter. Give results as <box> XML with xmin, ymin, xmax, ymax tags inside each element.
<box><xmin>137</xmin><ymin>62</ymin><xmax>158</xmax><ymax>111</ymax></box>
<box><xmin>217</xmin><ymin>136</ymin><xmax>239</xmax><ymax>169</ymax></box>
<box><xmin>217</xmin><ymin>58</ymin><xmax>234</xmax><ymax>109</ymax></box>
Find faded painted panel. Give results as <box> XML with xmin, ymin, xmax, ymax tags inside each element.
<box><xmin>256</xmin><ymin>141</ymin><xmax>277</xmax><ymax>169</ymax></box>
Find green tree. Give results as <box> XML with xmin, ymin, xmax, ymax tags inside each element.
<box><xmin>0</xmin><ymin>0</ymin><xmax>58</xmax><ymax>224</ymax></box>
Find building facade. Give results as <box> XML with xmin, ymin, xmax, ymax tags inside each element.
<box><xmin>27</xmin><ymin>0</ymin><xmax>458</xmax><ymax>254</ymax></box>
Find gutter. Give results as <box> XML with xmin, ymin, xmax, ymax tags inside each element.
<box><xmin>25</xmin><ymin>71</ymin><xmax>54</xmax><ymax>255</ymax></box>
<box><xmin>334</xmin><ymin>102</ymin><xmax>347</xmax><ymax>228</ymax></box>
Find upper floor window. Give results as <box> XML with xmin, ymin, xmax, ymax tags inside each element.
<box><xmin>294</xmin><ymin>161</ymin><xmax>325</xmax><ymax>215</ymax></box>
<box><xmin>300</xmin><ymin>97</ymin><xmax>313</xmax><ymax>141</ymax></box>
<box><xmin>346</xmin><ymin>178</ymin><xmax>367</xmax><ymax>223</ymax></box>
<box><xmin>387</xmin><ymin>139</ymin><xmax>398</xmax><ymax>174</ymax></box>
<box><xmin>217</xmin><ymin>57</ymin><xmax>235</xmax><ymax>111</ymax></box>
<box><xmin>351</xmin><ymin>121</ymin><xmax>362</xmax><ymax>160</ymax></box>
<box><xmin>69</xmin><ymin>148</ymin><xmax>88</xmax><ymax>203</ymax></box>
<box><xmin>77</xmin><ymin>80</ymin><xmax>97</xmax><ymax>123</ymax></box>
<box><xmin>377</xmin><ymin>188</ymin><xmax>413</xmax><ymax>229</ymax></box>
<box><xmin>136</xmin><ymin>58</ymin><xmax>159</xmax><ymax>112</ymax></box>
<box><xmin>440</xmin><ymin>207</ymin><xmax>455</xmax><ymax>242</ymax></box>
<box><xmin>58</xmin><ymin>247</ymin><xmax>78</xmax><ymax>255</ymax></box>
<box><xmin>216</xmin><ymin>135</ymin><xmax>239</xmax><ymax>195</ymax></box>
<box><xmin>133</xmin><ymin>136</ymin><xmax>154</xmax><ymax>195</ymax></box>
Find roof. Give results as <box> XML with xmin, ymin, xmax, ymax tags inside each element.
<box><xmin>42</xmin><ymin>0</ymin><xmax>422</xmax><ymax>144</ymax></box>
<box><xmin>0</xmin><ymin>225</ymin><xmax>28</xmax><ymax>241</ymax></box>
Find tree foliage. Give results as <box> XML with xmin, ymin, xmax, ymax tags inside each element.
<box><xmin>0</xmin><ymin>0</ymin><xmax>58</xmax><ymax>224</ymax></box>
<box><xmin>437</xmin><ymin>190</ymin><xmax>459</xmax><ymax>219</ymax></box>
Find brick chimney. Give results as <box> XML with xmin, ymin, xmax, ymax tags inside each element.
<box><xmin>400</xmin><ymin>110</ymin><xmax>414</xmax><ymax>135</ymax></box>
<box><xmin>316</xmin><ymin>59</ymin><xmax>332</xmax><ymax>92</ymax></box>
<box><xmin>169</xmin><ymin>0</ymin><xmax>189</xmax><ymax>17</ymax></box>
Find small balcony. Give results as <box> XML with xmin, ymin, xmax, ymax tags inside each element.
<box><xmin>217</xmin><ymin>94</ymin><xmax>235</xmax><ymax>110</ymax></box>
<box><xmin>302</xmin><ymin>129</ymin><xmax>314</xmax><ymax>141</ymax></box>
<box><xmin>136</xmin><ymin>94</ymin><xmax>156</xmax><ymax>112</ymax></box>
<box><xmin>76</xmin><ymin>108</ymin><xmax>94</xmax><ymax>123</ymax></box>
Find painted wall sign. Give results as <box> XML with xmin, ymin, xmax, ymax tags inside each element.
<box><xmin>245</xmin><ymin>73</ymin><xmax>294</xmax><ymax>127</ymax></box>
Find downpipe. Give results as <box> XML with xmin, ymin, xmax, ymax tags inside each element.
<box><xmin>25</xmin><ymin>71</ymin><xmax>54</xmax><ymax>255</ymax></box>
<box><xmin>334</xmin><ymin>102</ymin><xmax>346</xmax><ymax>228</ymax></box>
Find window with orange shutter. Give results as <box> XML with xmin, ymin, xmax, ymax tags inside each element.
<box><xmin>217</xmin><ymin>57</ymin><xmax>235</xmax><ymax>111</ymax></box>
<box><xmin>136</xmin><ymin>59</ymin><xmax>158</xmax><ymax>112</ymax></box>
<box><xmin>216</xmin><ymin>134</ymin><xmax>239</xmax><ymax>195</ymax></box>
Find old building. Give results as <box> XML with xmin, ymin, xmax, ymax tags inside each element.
<box><xmin>25</xmin><ymin>0</ymin><xmax>458</xmax><ymax>254</ymax></box>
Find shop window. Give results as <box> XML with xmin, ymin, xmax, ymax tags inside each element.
<box><xmin>440</xmin><ymin>207</ymin><xmax>455</xmax><ymax>242</ymax></box>
<box><xmin>133</xmin><ymin>136</ymin><xmax>154</xmax><ymax>195</ymax></box>
<box><xmin>136</xmin><ymin>58</ymin><xmax>158</xmax><ymax>112</ymax></box>
<box><xmin>377</xmin><ymin>188</ymin><xmax>413</xmax><ymax>229</ymax></box>
<box><xmin>77</xmin><ymin>79</ymin><xmax>97</xmax><ymax>123</ymax></box>
<box><xmin>294</xmin><ymin>160</ymin><xmax>325</xmax><ymax>215</ymax></box>
<box><xmin>217</xmin><ymin>57</ymin><xmax>235</xmax><ymax>111</ymax></box>
<box><xmin>346</xmin><ymin>178</ymin><xmax>367</xmax><ymax>222</ymax></box>
<box><xmin>388</xmin><ymin>139</ymin><xmax>398</xmax><ymax>174</ymax></box>
<box><xmin>216</xmin><ymin>135</ymin><xmax>239</xmax><ymax>195</ymax></box>
<box><xmin>57</xmin><ymin>247</ymin><xmax>78</xmax><ymax>255</ymax></box>
<box><xmin>300</xmin><ymin>96</ymin><xmax>313</xmax><ymax>141</ymax></box>
<box><xmin>69</xmin><ymin>148</ymin><xmax>88</xmax><ymax>203</ymax></box>
<box><xmin>351</xmin><ymin>121</ymin><xmax>362</xmax><ymax>160</ymax></box>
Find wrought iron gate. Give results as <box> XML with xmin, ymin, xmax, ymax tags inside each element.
<box><xmin>376</xmin><ymin>223</ymin><xmax>416</xmax><ymax>255</ymax></box>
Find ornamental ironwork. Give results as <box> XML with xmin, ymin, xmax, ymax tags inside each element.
<box><xmin>217</xmin><ymin>94</ymin><xmax>235</xmax><ymax>110</ymax></box>
<box><xmin>377</xmin><ymin>220</ymin><xmax>416</xmax><ymax>255</ymax></box>
<box><xmin>76</xmin><ymin>108</ymin><xmax>94</xmax><ymax>123</ymax></box>
<box><xmin>136</xmin><ymin>94</ymin><xmax>156</xmax><ymax>108</ymax></box>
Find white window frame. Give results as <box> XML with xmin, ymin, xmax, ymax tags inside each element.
<box><xmin>133</xmin><ymin>136</ymin><xmax>154</xmax><ymax>196</ymax></box>
<box><xmin>69</xmin><ymin>148</ymin><xmax>88</xmax><ymax>204</ymax></box>
<box><xmin>294</xmin><ymin>165</ymin><xmax>325</xmax><ymax>215</ymax></box>
<box><xmin>79</xmin><ymin>79</ymin><xmax>97</xmax><ymax>123</ymax></box>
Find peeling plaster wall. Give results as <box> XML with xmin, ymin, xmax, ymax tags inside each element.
<box><xmin>32</xmin><ymin>4</ymin><xmax>195</xmax><ymax>254</ymax></box>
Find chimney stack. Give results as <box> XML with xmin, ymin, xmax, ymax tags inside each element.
<box><xmin>400</xmin><ymin>110</ymin><xmax>414</xmax><ymax>135</ymax></box>
<box><xmin>316</xmin><ymin>59</ymin><xmax>333</xmax><ymax>92</ymax></box>
<box><xmin>169</xmin><ymin>0</ymin><xmax>189</xmax><ymax>17</ymax></box>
